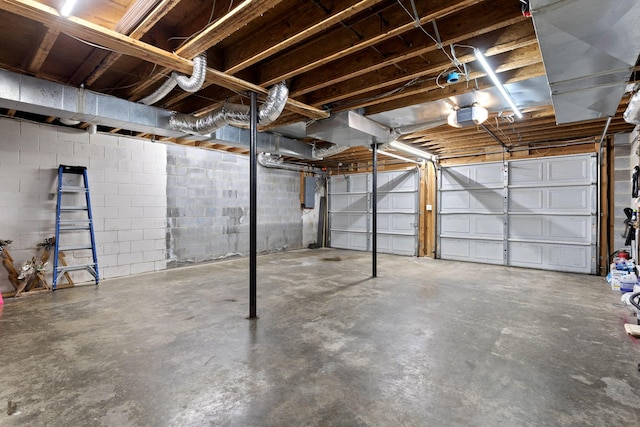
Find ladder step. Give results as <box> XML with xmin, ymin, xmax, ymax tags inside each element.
<box><xmin>60</xmin><ymin>165</ymin><xmax>87</xmax><ymax>174</ymax></box>
<box><xmin>60</xmin><ymin>186</ymin><xmax>88</xmax><ymax>192</ymax></box>
<box><xmin>60</xmin><ymin>206</ymin><xmax>88</xmax><ymax>211</ymax></box>
<box><xmin>59</xmin><ymin>219</ymin><xmax>91</xmax><ymax>224</ymax></box>
<box><xmin>60</xmin><ymin>226</ymin><xmax>91</xmax><ymax>231</ymax></box>
<box><xmin>57</xmin><ymin>264</ymin><xmax>95</xmax><ymax>272</ymax></box>
<box><xmin>59</xmin><ymin>245</ymin><xmax>93</xmax><ymax>251</ymax></box>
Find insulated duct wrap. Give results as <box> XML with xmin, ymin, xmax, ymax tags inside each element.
<box><xmin>170</xmin><ymin>104</ymin><xmax>251</xmax><ymax>135</ymax></box>
<box><xmin>140</xmin><ymin>54</ymin><xmax>207</xmax><ymax>105</ymax></box>
<box><xmin>311</xmin><ymin>144</ymin><xmax>349</xmax><ymax>159</ymax></box>
<box><xmin>172</xmin><ymin>54</ymin><xmax>207</xmax><ymax>92</ymax></box>
<box><xmin>624</xmin><ymin>90</ymin><xmax>640</xmax><ymax>125</ymax></box>
<box><xmin>259</xmin><ymin>82</ymin><xmax>289</xmax><ymax>126</ymax></box>
<box><xmin>169</xmin><ymin>82</ymin><xmax>288</xmax><ymax>135</ymax></box>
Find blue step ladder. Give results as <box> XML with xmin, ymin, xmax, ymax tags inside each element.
<box><xmin>53</xmin><ymin>165</ymin><xmax>99</xmax><ymax>290</ymax></box>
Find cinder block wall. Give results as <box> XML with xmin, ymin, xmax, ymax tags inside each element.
<box><xmin>166</xmin><ymin>145</ymin><xmax>304</xmax><ymax>267</ymax></box>
<box><xmin>0</xmin><ymin>117</ymin><xmax>167</xmax><ymax>292</ymax></box>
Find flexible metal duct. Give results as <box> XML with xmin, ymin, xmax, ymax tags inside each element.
<box><xmin>169</xmin><ymin>82</ymin><xmax>288</xmax><ymax>135</ymax></box>
<box><xmin>311</xmin><ymin>143</ymin><xmax>349</xmax><ymax>160</ymax></box>
<box><xmin>259</xmin><ymin>82</ymin><xmax>289</xmax><ymax>125</ymax></box>
<box><xmin>0</xmin><ymin>69</ymin><xmax>318</xmax><ymax>159</ymax></box>
<box><xmin>624</xmin><ymin>87</ymin><xmax>640</xmax><ymax>125</ymax></box>
<box><xmin>140</xmin><ymin>54</ymin><xmax>207</xmax><ymax>105</ymax></box>
<box><xmin>258</xmin><ymin>152</ymin><xmax>322</xmax><ymax>173</ymax></box>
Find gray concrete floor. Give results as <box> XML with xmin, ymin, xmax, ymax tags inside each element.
<box><xmin>1</xmin><ymin>248</ymin><xmax>639</xmax><ymax>426</ymax></box>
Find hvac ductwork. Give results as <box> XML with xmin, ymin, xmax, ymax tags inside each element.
<box><xmin>311</xmin><ymin>143</ymin><xmax>349</xmax><ymax>159</ymax></box>
<box><xmin>624</xmin><ymin>86</ymin><xmax>640</xmax><ymax>125</ymax></box>
<box><xmin>140</xmin><ymin>54</ymin><xmax>207</xmax><ymax>105</ymax></box>
<box><xmin>0</xmin><ymin>69</ymin><xmax>316</xmax><ymax>159</ymax></box>
<box><xmin>169</xmin><ymin>82</ymin><xmax>288</xmax><ymax>135</ymax></box>
<box><xmin>258</xmin><ymin>152</ymin><xmax>322</xmax><ymax>173</ymax></box>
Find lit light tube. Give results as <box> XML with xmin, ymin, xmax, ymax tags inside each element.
<box><xmin>474</xmin><ymin>50</ymin><xmax>523</xmax><ymax>118</ymax></box>
<box><xmin>378</xmin><ymin>150</ymin><xmax>423</xmax><ymax>164</ymax></box>
<box><xmin>388</xmin><ymin>140</ymin><xmax>434</xmax><ymax>160</ymax></box>
<box><xmin>60</xmin><ymin>0</ymin><xmax>77</xmax><ymax>17</ymax></box>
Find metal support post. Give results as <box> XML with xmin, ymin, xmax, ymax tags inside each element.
<box><xmin>372</xmin><ymin>143</ymin><xmax>378</xmax><ymax>277</ymax></box>
<box><xmin>249</xmin><ymin>91</ymin><xmax>258</xmax><ymax>319</ymax></box>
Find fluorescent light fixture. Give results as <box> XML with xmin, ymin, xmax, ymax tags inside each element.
<box><xmin>378</xmin><ymin>150</ymin><xmax>423</xmax><ymax>164</ymax></box>
<box><xmin>474</xmin><ymin>50</ymin><xmax>523</xmax><ymax>118</ymax></box>
<box><xmin>60</xmin><ymin>0</ymin><xmax>77</xmax><ymax>17</ymax></box>
<box><xmin>388</xmin><ymin>140</ymin><xmax>434</xmax><ymax>160</ymax></box>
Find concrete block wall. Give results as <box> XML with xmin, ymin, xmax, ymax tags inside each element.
<box><xmin>166</xmin><ymin>145</ymin><xmax>305</xmax><ymax>267</ymax></box>
<box><xmin>0</xmin><ymin>117</ymin><xmax>167</xmax><ymax>292</ymax></box>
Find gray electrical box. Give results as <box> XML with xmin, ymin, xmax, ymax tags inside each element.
<box><xmin>304</xmin><ymin>176</ymin><xmax>315</xmax><ymax>209</ymax></box>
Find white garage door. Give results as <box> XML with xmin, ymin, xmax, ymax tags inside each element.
<box><xmin>438</xmin><ymin>154</ymin><xmax>597</xmax><ymax>274</ymax></box>
<box><xmin>329</xmin><ymin>169</ymin><xmax>419</xmax><ymax>256</ymax></box>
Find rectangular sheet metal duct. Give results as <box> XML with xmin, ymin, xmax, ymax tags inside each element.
<box><xmin>307</xmin><ymin>110</ymin><xmax>393</xmax><ymax>147</ymax></box>
<box><xmin>0</xmin><ymin>68</ymin><xmax>314</xmax><ymax>159</ymax></box>
<box><xmin>531</xmin><ymin>0</ymin><xmax>640</xmax><ymax>123</ymax></box>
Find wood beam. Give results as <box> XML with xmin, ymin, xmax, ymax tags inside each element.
<box><xmin>125</xmin><ymin>0</ymin><xmax>287</xmax><ymax>98</ymax></box>
<box><xmin>224</xmin><ymin>0</ymin><xmax>387</xmax><ymax>74</ymax></box>
<box><xmin>307</xmin><ymin>42</ymin><xmax>541</xmax><ymax>109</ymax></box>
<box><xmin>27</xmin><ymin>27</ymin><xmax>59</xmax><ymax>75</ymax></box>
<box><xmin>257</xmin><ymin>0</ymin><xmax>486</xmax><ymax>86</ymax></box>
<box><xmin>85</xmin><ymin>0</ymin><xmax>182</xmax><ymax>86</ymax></box>
<box><xmin>364</xmin><ymin>62</ymin><xmax>546</xmax><ymax>115</ymax></box>
<box><xmin>0</xmin><ymin>0</ymin><xmax>328</xmax><ymax>120</ymax></box>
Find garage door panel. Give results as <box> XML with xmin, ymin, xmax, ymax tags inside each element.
<box><xmin>547</xmin><ymin>187</ymin><xmax>592</xmax><ymax>212</ymax></box>
<box><xmin>350</xmin><ymin>174</ymin><xmax>370</xmax><ymax>192</ymax></box>
<box><xmin>547</xmin><ymin>216</ymin><xmax>592</xmax><ymax>242</ymax></box>
<box><xmin>330</xmin><ymin>194</ymin><xmax>368</xmax><ymax>212</ymax></box>
<box><xmin>547</xmin><ymin>157</ymin><xmax>593</xmax><ymax>184</ymax></box>
<box><xmin>509</xmin><ymin>188</ymin><xmax>543</xmax><ymax>211</ymax></box>
<box><xmin>510</xmin><ymin>216</ymin><xmax>544</xmax><ymax>238</ymax></box>
<box><xmin>329</xmin><ymin>170</ymin><xmax>418</xmax><ymax>256</ymax></box>
<box><xmin>509</xmin><ymin>162</ymin><xmax>544</xmax><ymax>185</ymax></box>
<box><xmin>377</xmin><ymin>170</ymin><xmax>416</xmax><ymax>192</ymax></box>
<box><xmin>441</xmin><ymin>214</ymin><xmax>503</xmax><ymax>239</ymax></box>
<box><xmin>440</xmin><ymin>238</ymin><xmax>505</xmax><ymax>264</ymax></box>
<box><xmin>439</xmin><ymin>154</ymin><xmax>597</xmax><ymax>274</ymax></box>
<box><xmin>377</xmin><ymin>234</ymin><xmax>416</xmax><ymax>256</ymax></box>
<box><xmin>330</xmin><ymin>212</ymin><xmax>368</xmax><ymax>232</ymax></box>
<box><xmin>509</xmin><ymin>215</ymin><xmax>592</xmax><ymax>243</ymax></box>
<box><xmin>440</xmin><ymin>163</ymin><xmax>503</xmax><ymax>190</ymax></box>
<box><xmin>331</xmin><ymin>230</ymin><xmax>368</xmax><ymax>251</ymax></box>
<box><xmin>377</xmin><ymin>213</ymin><xmax>416</xmax><ymax>234</ymax></box>
<box><xmin>510</xmin><ymin>156</ymin><xmax>594</xmax><ymax>186</ymax></box>
<box><xmin>509</xmin><ymin>242</ymin><xmax>592</xmax><ymax>273</ymax></box>
<box><xmin>509</xmin><ymin>186</ymin><xmax>593</xmax><ymax>213</ymax></box>
<box><xmin>331</xmin><ymin>176</ymin><xmax>349</xmax><ymax>193</ymax></box>
<box><xmin>441</xmin><ymin>215</ymin><xmax>471</xmax><ymax>234</ymax></box>
<box><xmin>377</xmin><ymin>192</ymin><xmax>416</xmax><ymax>212</ymax></box>
<box><xmin>440</xmin><ymin>189</ymin><xmax>503</xmax><ymax>213</ymax></box>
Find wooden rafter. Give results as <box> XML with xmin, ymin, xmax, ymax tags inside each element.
<box><xmin>0</xmin><ymin>0</ymin><xmax>327</xmax><ymax>120</ymax></box>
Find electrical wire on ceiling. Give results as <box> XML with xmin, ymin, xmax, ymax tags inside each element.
<box><xmin>395</xmin><ymin>0</ymin><xmax>465</xmax><ymax>77</ymax></box>
<box><xmin>68</xmin><ymin>34</ymin><xmax>116</xmax><ymax>52</ymax></box>
<box><xmin>323</xmin><ymin>76</ymin><xmax>426</xmax><ymax>111</ymax></box>
<box><xmin>169</xmin><ymin>0</ymin><xmax>242</xmax><ymax>50</ymax></box>
<box><xmin>487</xmin><ymin>116</ymin><xmax>513</xmax><ymax>144</ymax></box>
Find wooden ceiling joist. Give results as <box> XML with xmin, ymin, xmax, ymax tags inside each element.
<box><xmin>0</xmin><ymin>0</ymin><xmax>327</xmax><ymax>120</ymax></box>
